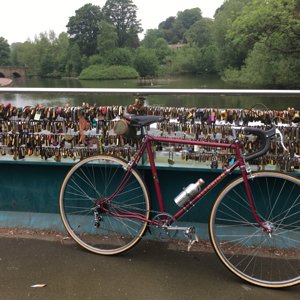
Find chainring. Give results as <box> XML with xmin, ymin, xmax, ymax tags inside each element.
<box><xmin>150</xmin><ymin>213</ymin><xmax>177</xmax><ymax>240</ymax></box>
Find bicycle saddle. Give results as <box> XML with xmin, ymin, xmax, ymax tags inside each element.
<box><xmin>124</xmin><ymin>114</ymin><xmax>165</xmax><ymax>127</ymax></box>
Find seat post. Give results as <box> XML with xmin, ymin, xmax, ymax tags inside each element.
<box><xmin>140</xmin><ymin>126</ymin><xmax>145</xmax><ymax>137</ymax></box>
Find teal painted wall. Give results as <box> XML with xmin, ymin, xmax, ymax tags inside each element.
<box><xmin>0</xmin><ymin>161</ymin><xmax>299</xmax><ymax>228</ymax></box>
<box><xmin>0</xmin><ymin>161</ymin><xmax>238</xmax><ymax>222</ymax></box>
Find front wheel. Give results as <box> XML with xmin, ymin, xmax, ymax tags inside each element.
<box><xmin>59</xmin><ymin>155</ymin><xmax>150</xmax><ymax>255</ymax></box>
<box><xmin>210</xmin><ymin>172</ymin><xmax>300</xmax><ymax>288</ymax></box>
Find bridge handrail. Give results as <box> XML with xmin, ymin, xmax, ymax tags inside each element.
<box><xmin>1</xmin><ymin>87</ymin><xmax>300</xmax><ymax>96</ymax></box>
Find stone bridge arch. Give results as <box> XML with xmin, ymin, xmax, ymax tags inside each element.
<box><xmin>0</xmin><ymin>66</ymin><xmax>28</xmax><ymax>78</ymax></box>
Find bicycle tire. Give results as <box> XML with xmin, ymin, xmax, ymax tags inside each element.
<box><xmin>209</xmin><ymin>171</ymin><xmax>300</xmax><ymax>288</ymax></box>
<box><xmin>59</xmin><ymin>155</ymin><xmax>150</xmax><ymax>255</ymax></box>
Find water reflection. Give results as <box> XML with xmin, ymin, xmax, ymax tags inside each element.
<box><xmin>0</xmin><ymin>76</ymin><xmax>299</xmax><ymax>110</ymax></box>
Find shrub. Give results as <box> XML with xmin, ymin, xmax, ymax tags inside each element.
<box><xmin>134</xmin><ymin>48</ymin><xmax>159</xmax><ymax>77</ymax></box>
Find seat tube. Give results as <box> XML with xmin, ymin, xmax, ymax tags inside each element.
<box><xmin>146</xmin><ymin>140</ymin><xmax>166</xmax><ymax>213</ymax></box>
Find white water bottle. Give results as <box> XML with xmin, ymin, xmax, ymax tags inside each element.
<box><xmin>174</xmin><ymin>179</ymin><xmax>205</xmax><ymax>207</ymax></box>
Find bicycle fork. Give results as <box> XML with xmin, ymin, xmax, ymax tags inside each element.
<box><xmin>241</xmin><ymin>164</ymin><xmax>273</xmax><ymax>235</ymax></box>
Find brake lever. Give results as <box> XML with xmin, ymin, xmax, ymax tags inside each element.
<box><xmin>275</xmin><ymin>128</ymin><xmax>299</xmax><ymax>158</ymax></box>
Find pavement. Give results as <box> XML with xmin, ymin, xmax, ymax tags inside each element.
<box><xmin>0</xmin><ymin>229</ymin><xmax>299</xmax><ymax>300</ymax></box>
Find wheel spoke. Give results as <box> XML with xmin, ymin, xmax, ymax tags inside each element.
<box><xmin>60</xmin><ymin>155</ymin><xmax>150</xmax><ymax>255</ymax></box>
<box><xmin>210</xmin><ymin>172</ymin><xmax>300</xmax><ymax>288</ymax></box>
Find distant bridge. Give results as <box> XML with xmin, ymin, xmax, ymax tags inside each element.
<box><xmin>0</xmin><ymin>66</ymin><xmax>28</xmax><ymax>78</ymax></box>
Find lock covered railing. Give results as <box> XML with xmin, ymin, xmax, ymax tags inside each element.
<box><xmin>0</xmin><ymin>88</ymin><xmax>299</xmax><ymax>172</ymax></box>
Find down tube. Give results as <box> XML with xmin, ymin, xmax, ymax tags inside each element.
<box><xmin>174</xmin><ymin>160</ymin><xmax>241</xmax><ymax>219</ymax></box>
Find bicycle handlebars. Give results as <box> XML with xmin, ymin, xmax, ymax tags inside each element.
<box><xmin>243</xmin><ymin>125</ymin><xmax>276</xmax><ymax>162</ymax></box>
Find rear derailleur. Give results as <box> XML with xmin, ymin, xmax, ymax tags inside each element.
<box><xmin>93</xmin><ymin>206</ymin><xmax>103</xmax><ymax>228</ymax></box>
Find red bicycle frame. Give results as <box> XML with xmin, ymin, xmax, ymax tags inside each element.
<box><xmin>107</xmin><ymin>133</ymin><xmax>268</xmax><ymax>231</ymax></box>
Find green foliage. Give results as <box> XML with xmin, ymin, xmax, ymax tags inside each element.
<box><xmin>134</xmin><ymin>48</ymin><xmax>159</xmax><ymax>77</ymax></box>
<box><xmin>103</xmin><ymin>0</ymin><xmax>142</xmax><ymax>48</ymax></box>
<box><xmin>97</xmin><ymin>21</ymin><xmax>118</xmax><ymax>54</ymax></box>
<box><xmin>154</xmin><ymin>38</ymin><xmax>172</xmax><ymax>64</ymax></box>
<box><xmin>159</xmin><ymin>8</ymin><xmax>202</xmax><ymax>43</ymax></box>
<box><xmin>184</xmin><ymin>18</ymin><xmax>214</xmax><ymax>47</ymax></box>
<box><xmin>65</xmin><ymin>43</ymin><xmax>82</xmax><ymax>77</ymax></box>
<box><xmin>10</xmin><ymin>31</ymin><xmax>69</xmax><ymax>77</ymax></box>
<box><xmin>224</xmin><ymin>41</ymin><xmax>300</xmax><ymax>87</ymax></box>
<box><xmin>195</xmin><ymin>46</ymin><xmax>217</xmax><ymax>74</ymax></box>
<box><xmin>105</xmin><ymin>48</ymin><xmax>134</xmax><ymax>66</ymax></box>
<box><xmin>4</xmin><ymin>0</ymin><xmax>300</xmax><ymax>87</ymax></box>
<box><xmin>88</xmin><ymin>54</ymin><xmax>104</xmax><ymax>66</ymax></box>
<box><xmin>53</xmin><ymin>33</ymin><xmax>70</xmax><ymax>75</ymax></box>
<box><xmin>169</xmin><ymin>45</ymin><xmax>217</xmax><ymax>75</ymax></box>
<box><xmin>174</xmin><ymin>8</ymin><xmax>202</xmax><ymax>42</ymax></box>
<box><xmin>142</xmin><ymin>32</ymin><xmax>171</xmax><ymax>64</ymax></box>
<box><xmin>158</xmin><ymin>17</ymin><xmax>178</xmax><ymax>44</ymax></box>
<box><xmin>213</xmin><ymin>0</ymin><xmax>251</xmax><ymax>71</ymax></box>
<box><xmin>0</xmin><ymin>37</ymin><xmax>11</xmax><ymax>65</ymax></box>
<box><xmin>223</xmin><ymin>0</ymin><xmax>300</xmax><ymax>87</ymax></box>
<box><xmin>142</xmin><ymin>29</ymin><xmax>163</xmax><ymax>48</ymax></box>
<box><xmin>11</xmin><ymin>41</ymin><xmax>38</xmax><ymax>75</ymax></box>
<box><xmin>169</xmin><ymin>47</ymin><xmax>198</xmax><ymax>74</ymax></box>
<box><xmin>67</xmin><ymin>4</ymin><xmax>102</xmax><ymax>56</ymax></box>
<box><xmin>79</xmin><ymin>64</ymin><xmax>138</xmax><ymax>79</ymax></box>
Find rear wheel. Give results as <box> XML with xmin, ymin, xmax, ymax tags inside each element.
<box><xmin>59</xmin><ymin>155</ymin><xmax>150</xmax><ymax>255</ymax></box>
<box><xmin>210</xmin><ymin>172</ymin><xmax>300</xmax><ymax>288</ymax></box>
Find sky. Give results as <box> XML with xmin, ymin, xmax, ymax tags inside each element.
<box><xmin>1</xmin><ymin>0</ymin><xmax>224</xmax><ymax>44</ymax></box>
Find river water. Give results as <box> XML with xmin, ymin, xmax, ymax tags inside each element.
<box><xmin>1</xmin><ymin>75</ymin><xmax>299</xmax><ymax>110</ymax></box>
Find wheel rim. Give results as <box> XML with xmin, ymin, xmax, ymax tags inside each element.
<box><xmin>210</xmin><ymin>172</ymin><xmax>300</xmax><ymax>287</ymax></box>
<box><xmin>60</xmin><ymin>156</ymin><xmax>149</xmax><ymax>254</ymax></box>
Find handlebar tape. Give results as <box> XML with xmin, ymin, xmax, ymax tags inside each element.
<box><xmin>244</xmin><ymin>126</ymin><xmax>276</xmax><ymax>162</ymax></box>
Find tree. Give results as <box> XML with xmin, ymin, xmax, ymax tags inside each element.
<box><xmin>153</xmin><ymin>38</ymin><xmax>171</xmax><ymax>64</ymax></box>
<box><xmin>105</xmin><ymin>47</ymin><xmax>134</xmax><ymax>66</ymax></box>
<box><xmin>103</xmin><ymin>0</ymin><xmax>142</xmax><ymax>48</ymax></box>
<box><xmin>158</xmin><ymin>17</ymin><xmax>178</xmax><ymax>44</ymax></box>
<box><xmin>158</xmin><ymin>9</ymin><xmax>202</xmax><ymax>44</ymax></box>
<box><xmin>53</xmin><ymin>33</ymin><xmax>70</xmax><ymax>75</ymax></box>
<box><xmin>10</xmin><ymin>43</ymin><xmax>21</xmax><ymax>66</ymax></box>
<box><xmin>170</xmin><ymin>47</ymin><xmax>198</xmax><ymax>74</ymax></box>
<box><xmin>11</xmin><ymin>41</ymin><xmax>39</xmax><ymax>75</ymax></box>
<box><xmin>35</xmin><ymin>32</ymin><xmax>56</xmax><ymax>76</ymax></box>
<box><xmin>213</xmin><ymin>0</ymin><xmax>251</xmax><ymax>72</ymax></box>
<box><xmin>142</xmin><ymin>29</ymin><xmax>163</xmax><ymax>48</ymax></box>
<box><xmin>174</xmin><ymin>8</ymin><xmax>202</xmax><ymax>42</ymax></box>
<box><xmin>194</xmin><ymin>45</ymin><xmax>217</xmax><ymax>74</ymax></box>
<box><xmin>0</xmin><ymin>37</ymin><xmax>11</xmax><ymax>65</ymax></box>
<box><xmin>227</xmin><ymin>0</ymin><xmax>300</xmax><ymax>56</ymax></box>
<box><xmin>97</xmin><ymin>20</ymin><xmax>118</xmax><ymax>54</ymax></box>
<box><xmin>66</xmin><ymin>43</ymin><xmax>82</xmax><ymax>77</ymax></box>
<box><xmin>67</xmin><ymin>4</ymin><xmax>102</xmax><ymax>56</ymax></box>
<box><xmin>223</xmin><ymin>0</ymin><xmax>300</xmax><ymax>87</ymax></box>
<box><xmin>184</xmin><ymin>18</ymin><xmax>214</xmax><ymax>47</ymax></box>
<box><xmin>134</xmin><ymin>48</ymin><xmax>159</xmax><ymax>77</ymax></box>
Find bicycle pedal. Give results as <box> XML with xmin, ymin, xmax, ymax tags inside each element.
<box><xmin>184</xmin><ymin>226</ymin><xmax>199</xmax><ymax>251</ymax></box>
<box><xmin>187</xmin><ymin>239</ymin><xmax>198</xmax><ymax>252</ymax></box>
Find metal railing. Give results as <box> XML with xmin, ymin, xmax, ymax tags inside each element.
<box><xmin>1</xmin><ymin>87</ymin><xmax>300</xmax><ymax>96</ymax></box>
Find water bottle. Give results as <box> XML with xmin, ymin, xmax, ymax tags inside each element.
<box><xmin>174</xmin><ymin>179</ymin><xmax>205</xmax><ymax>207</ymax></box>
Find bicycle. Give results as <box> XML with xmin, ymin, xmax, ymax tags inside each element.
<box><xmin>59</xmin><ymin>112</ymin><xmax>300</xmax><ymax>288</ymax></box>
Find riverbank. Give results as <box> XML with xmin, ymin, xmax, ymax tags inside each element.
<box><xmin>0</xmin><ymin>78</ymin><xmax>13</xmax><ymax>87</ymax></box>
